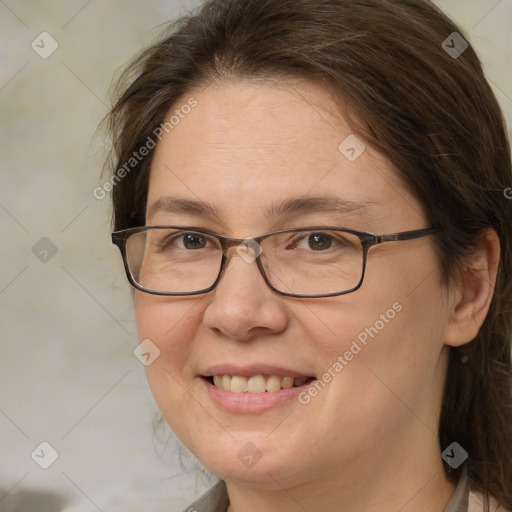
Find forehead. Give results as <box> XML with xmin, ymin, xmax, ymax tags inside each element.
<box><xmin>154</xmin><ymin>78</ymin><xmax>355</xmax><ymax>166</ymax></box>
<box><xmin>146</xmin><ymin>80</ymin><xmax>423</xmax><ymax>232</ymax></box>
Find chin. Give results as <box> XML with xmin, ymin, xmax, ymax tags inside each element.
<box><xmin>190</xmin><ymin>435</ymin><xmax>303</xmax><ymax>487</ymax></box>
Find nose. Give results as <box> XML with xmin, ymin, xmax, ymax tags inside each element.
<box><xmin>202</xmin><ymin>245</ymin><xmax>289</xmax><ymax>341</ymax></box>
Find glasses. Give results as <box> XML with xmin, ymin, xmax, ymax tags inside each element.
<box><xmin>111</xmin><ymin>225</ymin><xmax>438</xmax><ymax>298</ymax></box>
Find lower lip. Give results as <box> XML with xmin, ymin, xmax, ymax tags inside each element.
<box><xmin>200</xmin><ymin>377</ymin><xmax>312</xmax><ymax>413</ymax></box>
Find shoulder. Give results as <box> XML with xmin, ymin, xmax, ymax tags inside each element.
<box><xmin>444</xmin><ymin>466</ymin><xmax>510</xmax><ymax>512</ymax></box>
<box><xmin>180</xmin><ymin>480</ymin><xmax>229</xmax><ymax>512</ymax></box>
<box><xmin>468</xmin><ymin>489</ymin><xmax>511</xmax><ymax>512</ymax></box>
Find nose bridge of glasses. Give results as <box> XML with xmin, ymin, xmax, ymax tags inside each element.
<box><xmin>219</xmin><ymin>235</ymin><xmax>264</xmax><ymax>264</ymax></box>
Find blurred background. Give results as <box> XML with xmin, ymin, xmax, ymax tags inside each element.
<box><xmin>0</xmin><ymin>1</ymin><xmax>511</xmax><ymax>510</ymax></box>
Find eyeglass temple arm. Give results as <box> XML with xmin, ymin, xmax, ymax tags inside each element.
<box><xmin>374</xmin><ymin>227</ymin><xmax>438</xmax><ymax>243</ymax></box>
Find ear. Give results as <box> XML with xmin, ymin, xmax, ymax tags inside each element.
<box><xmin>443</xmin><ymin>228</ymin><xmax>500</xmax><ymax>347</ymax></box>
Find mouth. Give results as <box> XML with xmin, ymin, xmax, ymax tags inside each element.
<box><xmin>201</xmin><ymin>374</ymin><xmax>316</xmax><ymax>393</ymax></box>
<box><xmin>199</xmin><ymin>364</ymin><xmax>317</xmax><ymax>412</ymax></box>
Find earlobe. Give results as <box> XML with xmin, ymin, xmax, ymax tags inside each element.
<box><xmin>443</xmin><ymin>228</ymin><xmax>501</xmax><ymax>348</ymax></box>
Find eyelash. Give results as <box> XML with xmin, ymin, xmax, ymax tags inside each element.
<box><xmin>157</xmin><ymin>230</ymin><xmax>349</xmax><ymax>253</ymax></box>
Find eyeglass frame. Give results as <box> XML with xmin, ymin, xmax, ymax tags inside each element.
<box><xmin>111</xmin><ymin>225</ymin><xmax>439</xmax><ymax>298</ymax></box>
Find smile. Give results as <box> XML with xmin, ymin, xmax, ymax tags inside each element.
<box><xmin>200</xmin><ymin>373</ymin><xmax>317</xmax><ymax>413</ymax></box>
<box><xmin>206</xmin><ymin>374</ymin><xmax>315</xmax><ymax>393</ymax></box>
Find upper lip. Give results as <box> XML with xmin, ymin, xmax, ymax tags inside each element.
<box><xmin>201</xmin><ymin>363</ymin><xmax>315</xmax><ymax>378</ymax></box>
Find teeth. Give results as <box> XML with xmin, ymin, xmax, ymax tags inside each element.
<box><xmin>230</xmin><ymin>376</ymin><xmax>247</xmax><ymax>393</ymax></box>
<box><xmin>247</xmin><ymin>375</ymin><xmax>266</xmax><ymax>393</ymax></box>
<box><xmin>221</xmin><ymin>375</ymin><xmax>231</xmax><ymax>391</ymax></box>
<box><xmin>210</xmin><ymin>374</ymin><xmax>311</xmax><ymax>393</ymax></box>
<box><xmin>281</xmin><ymin>376</ymin><xmax>294</xmax><ymax>389</ymax></box>
<box><xmin>266</xmin><ymin>375</ymin><xmax>281</xmax><ymax>393</ymax></box>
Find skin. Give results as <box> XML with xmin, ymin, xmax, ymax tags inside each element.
<box><xmin>134</xmin><ymin>79</ymin><xmax>500</xmax><ymax>512</ymax></box>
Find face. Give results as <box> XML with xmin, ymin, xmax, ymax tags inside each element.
<box><xmin>136</xmin><ymin>79</ymin><xmax>452</xmax><ymax>490</ymax></box>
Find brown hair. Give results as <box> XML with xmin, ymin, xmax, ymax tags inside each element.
<box><xmin>104</xmin><ymin>0</ymin><xmax>512</xmax><ymax>507</ymax></box>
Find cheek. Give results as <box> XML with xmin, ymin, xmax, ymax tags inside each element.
<box><xmin>134</xmin><ymin>293</ymin><xmax>203</xmax><ymax>421</ymax></box>
<box><xmin>298</xmin><ymin>254</ymin><xmax>449</xmax><ymax>426</ymax></box>
<box><xmin>292</xmin><ymin>302</ymin><xmax>447</xmax><ymax>467</ymax></box>
<box><xmin>134</xmin><ymin>292</ymin><xmax>200</xmax><ymax>357</ymax></box>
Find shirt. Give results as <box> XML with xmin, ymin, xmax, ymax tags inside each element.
<box><xmin>180</xmin><ymin>466</ymin><xmax>508</xmax><ymax>512</ymax></box>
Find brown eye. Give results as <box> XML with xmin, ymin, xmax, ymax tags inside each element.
<box><xmin>307</xmin><ymin>233</ymin><xmax>333</xmax><ymax>251</ymax></box>
<box><xmin>181</xmin><ymin>233</ymin><xmax>206</xmax><ymax>249</ymax></box>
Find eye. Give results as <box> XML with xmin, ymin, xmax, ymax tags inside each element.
<box><xmin>174</xmin><ymin>232</ymin><xmax>208</xmax><ymax>250</ymax></box>
<box><xmin>290</xmin><ymin>232</ymin><xmax>338</xmax><ymax>251</ymax></box>
<box><xmin>283</xmin><ymin>230</ymin><xmax>360</xmax><ymax>254</ymax></box>
<box><xmin>154</xmin><ymin>231</ymin><xmax>212</xmax><ymax>252</ymax></box>
<box><xmin>304</xmin><ymin>232</ymin><xmax>333</xmax><ymax>251</ymax></box>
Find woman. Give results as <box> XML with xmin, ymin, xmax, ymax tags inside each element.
<box><xmin>105</xmin><ymin>0</ymin><xmax>512</xmax><ymax>510</ymax></box>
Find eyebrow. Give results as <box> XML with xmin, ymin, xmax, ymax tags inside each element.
<box><xmin>147</xmin><ymin>195</ymin><xmax>379</xmax><ymax>224</ymax></box>
<box><xmin>266</xmin><ymin>195</ymin><xmax>379</xmax><ymax>219</ymax></box>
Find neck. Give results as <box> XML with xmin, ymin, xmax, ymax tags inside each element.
<box><xmin>225</xmin><ymin>437</ymin><xmax>456</xmax><ymax>512</ymax></box>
